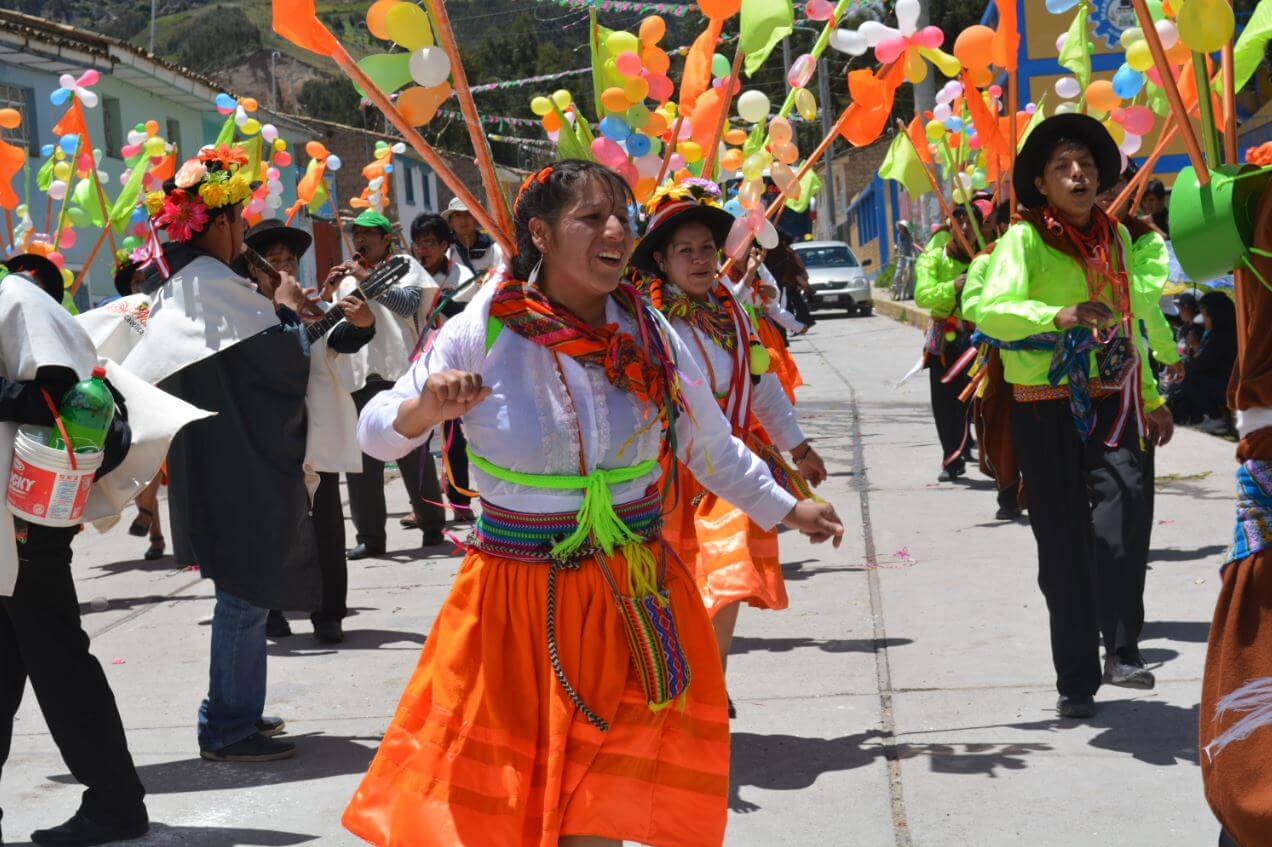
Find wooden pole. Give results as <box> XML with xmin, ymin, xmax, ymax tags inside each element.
<box><xmin>330</xmin><ymin>46</ymin><xmax>513</xmax><ymax>257</ymax></box>
<box><xmin>71</xmin><ymin>95</ymin><xmax>118</xmax><ymax>259</ymax></box>
<box><xmin>1008</xmin><ymin>71</ymin><xmax>1018</xmax><ymax>214</ymax></box>
<box><xmin>655</xmin><ymin>115</ymin><xmax>684</xmax><ymax>187</ymax></box>
<box><xmin>423</xmin><ymin>0</ymin><xmax>514</xmax><ymax>241</ymax></box>
<box><xmin>702</xmin><ymin>48</ymin><xmax>745</xmax><ymax>179</ymax></box>
<box><xmin>52</xmin><ymin>135</ymin><xmax>83</xmax><ymax>248</ymax></box>
<box><xmin>68</xmin><ymin>222</ymin><xmax>110</xmax><ymax>295</ymax></box>
<box><xmin>1128</xmin><ymin>0</ymin><xmax>1209</xmax><ymax>182</ymax></box>
<box><xmin>904</xmin><ymin>123</ymin><xmax>978</xmax><ymax>260</ymax></box>
<box><xmin>1221</xmin><ymin>33</ymin><xmax>1238</xmax><ymax>164</ymax></box>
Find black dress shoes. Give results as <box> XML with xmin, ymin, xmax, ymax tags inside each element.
<box><xmin>30</xmin><ymin>810</ymin><xmax>149</xmax><ymax>846</ymax></box>
<box><xmin>347</xmin><ymin>542</ymin><xmax>385</xmax><ymax>560</ymax></box>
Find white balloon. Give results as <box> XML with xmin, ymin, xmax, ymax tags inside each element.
<box><xmin>859</xmin><ymin>20</ymin><xmax>898</xmax><ymax>46</ymax></box>
<box><xmin>829</xmin><ymin>29</ymin><xmax>868</xmax><ymax>56</ymax></box>
<box><xmin>265</xmin><ymin>194</ymin><xmax>282</xmax><ymax>209</ymax></box>
<box><xmin>127</xmin><ymin>130</ymin><xmax>147</xmax><ymax>146</ymax></box>
<box><xmin>369</xmin><ymin>176</ymin><xmax>384</xmax><ymax>190</ymax></box>
<box><xmin>48</xmin><ymin>179</ymin><xmax>67</xmax><ymax>200</ymax></box>
<box><xmin>267</xmin><ymin>179</ymin><xmax>284</xmax><ymax>194</ymax></box>
<box><xmin>895</xmin><ymin>0</ymin><xmax>920</xmax><ymax>33</ymax></box>
<box><xmin>1155</xmin><ymin>19</ymin><xmax>1179</xmax><ymax>50</ymax></box>
<box><xmin>635</xmin><ymin>153</ymin><xmax>662</xmax><ymax>179</ymax></box>
<box><xmin>1055</xmin><ymin>33</ymin><xmax>1067</xmax><ymax>52</ymax></box>
<box><xmin>736</xmin><ymin>90</ymin><xmax>770</xmax><ymax>124</ymax></box>
<box><xmin>409</xmin><ymin>47</ymin><xmax>452</xmax><ymax>88</ymax></box>
<box><xmin>1119</xmin><ymin>132</ymin><xmax>1142</xmax><ymax>155</ymax></box>
<box><xmin>391</xmin><ymin>142</ymin><xmax>407</xmax><ymax>154</ymax></box>
<box><xmin>58</xmin><ymin>74</ymin><xmax>76</xmax><ymax>90</ymax></box>
<box><xmin>369</xmin><ymin>192</ymin><xmax>382</xmax><ymax>205</ymax></box>
<box><xmin>1055</xmin><ymin>77</ymin><xmax>1081</xmax><ymax>99</ymax></box>
<box><xmin>325</xmin><ymin>154</ymin><xmax>342</xmax><ymax>172</ymax></box>
<box><xmin>933</xmin><ymin>103</ymin><xmax>952</xmax><ymax>121</ymax></box>
<box><xmin>77</xmin><ymin>90</ymin><xmax>98</xmax><ymax>109</ymax></box>
<box><xmin>261</xmin><ymin>124</ymin><xmax>279</xmax><ymax>143</ymax></box>
<box><xmin>119</xmin><ymin>169</ymin><xmax>131</xmax><ymax>185</ymax></box>
<box><xmin>1055</xmin><ymin>101</ymin><xmax>1080</xmax><ymax>115</ymax></box>
<box><xmin>757</xmin><ymin>218</ymin><xmax>779</xmax><ymax>250</ymax></box>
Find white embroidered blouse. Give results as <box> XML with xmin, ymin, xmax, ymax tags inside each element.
<box><xmin>358</xmin><ymin>282</ymin><xmax>797</xmax><ymax>530</ymax></box>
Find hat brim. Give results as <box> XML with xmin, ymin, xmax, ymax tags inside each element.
<box><xmin>245</xmin><ymin>225</ymin><xmax>313</xmax><ymax>259</ymax></box>
<box><xmin>630</xmin><ymin>205</ymin><xmax>736</xmax><ymax>276</ymax></box>
<box><xmin>1013</xmin><ymin>113</ymin><xmax>1122</xmax><ymax>209</ymax></box>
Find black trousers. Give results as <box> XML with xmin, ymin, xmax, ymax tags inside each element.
<box><xmin>347</xmin><ymin>380</ymin><xmax>444</xmax><ymax>545</ymax></box>
<box><xmin>312</xmin><ymin>472</ymin><xmax>347</xmax><ymax>624</ymax></box>
<box><xmin>442</xmin><ymin>420</ymin><xmax>471</xmax><ymax>513</ymax></box>
<box><xmin>0</xmin><ymin>527</ymin><xmax>146</xmax><ymax>828</ymax></box>
<box><xmin>929</xmin><ymin>360</ymin><xmax>972</xmax><ymax>469</ymax></box>
<box><xmin>1012</xmin><ymin>394</ymin><xmax>1150</xmax><ymax>698</ymax></box>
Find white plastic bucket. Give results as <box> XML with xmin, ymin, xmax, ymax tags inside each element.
<box><xmin>7</xmin><ymin>426</ymin><xmax>103</xmax><ymax>527</ymax></box>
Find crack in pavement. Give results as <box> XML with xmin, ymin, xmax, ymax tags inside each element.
<box><xmin>806</xmin><ymin>335</ymin><xmax>912</xmax><ymax>847</ymax></box>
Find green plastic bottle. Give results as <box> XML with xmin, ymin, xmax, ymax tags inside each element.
<box><xmin>49</xmin><ymin>366</ymin><xmax>114</xmax><ymax>453</ymax></box>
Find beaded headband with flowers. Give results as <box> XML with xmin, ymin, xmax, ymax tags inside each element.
<box><xmin>150</xmin><ymin>144</ymin><xmax>254</xmax><ymax>242</ymax></box>
<box><xmin>643</xmin><ymin>178</ymin><xmax>724</xmax><ymax>231</ymax></box>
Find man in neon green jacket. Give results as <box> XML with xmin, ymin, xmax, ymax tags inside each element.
<box><xmin>914</xmin><ymin>206</ymin><xmax>980</xmax><ymax>481</ymax></box>
<box><xmin>979</xmin><ymin>114</ymin><xmax>1175</xmax><ymax>720</ymax></box>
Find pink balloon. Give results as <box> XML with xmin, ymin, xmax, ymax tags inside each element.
<box><xmin>668</xmin><ymin>153</ymin><xmax>686</xmax><ymax>171</ymax></box>
<box><xmin>78</xmin><ymin>151</ymin><xmax>94</xmax><ymax>171</ymax></box>
<box><xmin>273</xmin><ymin>151</ymin><xmax>292</xmax><ymax>166</ymax></box>
<box><xmin>47</xmin><ymin>251</ymin><xmax>65</xmax><ymax>269</ymax></box>
<box><xmin>59</xmin><ymin>229</ymin><xmax>76</xmax><ymax>249</ymax></box>
<box><xmin>617</xmin><ymin>161</ymin><xmax>639</xmax><ymax>187</ymax></box>
<box><xmin>615</xmin><ymin>51</ymin><xmax>643</xmax><ymax>78</ymax></box>
<box><xmin>677</xmin><ymin>119</ymin><xmax>693</xmax><ymax>140</ymax></box>
<box><xmin>645</xmin><ymin>73</ymin><xmax>674</xmax><ymax>103</ymax></box>
<box><xmin>1121</xmin><ymin>105</ymin><xmax>1155</xmax><ymax>136</ymax></box>
<box><xmin>787</xmin><ymin>53</ymin><xmax>815</xmax><ymax>88</ymax></box>
<box><xmin>120</xmin><ymin>143</ymin><xmax>142</xmax><ymax>159</ymax></box>
<box><xmin>591</xmin><ymin>137</ymin><xmax>626</xmax><ymax>167</ymax></box>
<box><xmin>913</xmin><ymin>26</ymin><xmax>945</xmax><ymax>49</ymax></box>
<box><xmin>724</xmin><ymin>218</ymin><xmax>754</xmax><ymax>260</ymax></box>
<box><xmin>78</xmin><ymin>69</ymin><xmax>100</xmax><ymax>87</ymax></box>
<box><xmin>133</xmin><ymin>223</ymin><xmax>146</xmax><ymax>237</ymax></box>
<box><xmin>874</xmin><ymin>37</ymin><xmax>907</xmax><ymax>64</ymax></box>
<box><xmin>805</xmin><ymin>0</ymin><xmax>834</xmax><ymax>21</ymax></box>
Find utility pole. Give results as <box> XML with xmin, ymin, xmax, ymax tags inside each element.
<box><xmin>818</xmin><ymin>56</ymin><xmax>836</xmax><ymax>240</ymax></box>
<box><xmin>271</xmin><ymin>51</ymin><xmax>282</xmax><ymax>108</ymax></box>
<box><xmin>149</xmin><ymin>0</ymin><xmax>157</xmax><ymax>54</ymax></box>
<box><xmin>913</xmin><ymin>0</ymin><xmax>938</xmax><ymax>233</ymax></box>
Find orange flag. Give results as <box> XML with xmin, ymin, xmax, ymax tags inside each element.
<box><xmin>839</xmin><ymin>63</ymin><xmax>904</xmax><ymax>148</ymax></box>
<box><xmin>272</xmin><ymin>0</ymin><xmax>338</xmax><ymax>56</ymax></box>
<box><xmin>992</xmin><ymin>0</ymin><xmax>1019</xmax><ymax>72</ymax></box>
<box><xmin>52</xmin><ymin>99</ymin><xmax>87</xmax><ymax>138</ymax></box>
<box><xmin>907</xmin><ymin>115</ymin><xmax>933</xmax><ymax>165</ymax></box>
<box><xmin>679</xmin><ymin>17</ymin><xmax>725</xmax><ymax>114</ymax></box>
<box><xmin>962</xmin><ymin>74</ymin><xmax>1009</xmax><ymax>173</ymax></box>
<box><xmin>149</xmin><ymin>151</ymin><xmax>177</xmax><ymax>182</ymax></box>
<box><xmin>0</xmin><ymin>138</ymin><xmax>25</xmax><ymax>209</ymax></box>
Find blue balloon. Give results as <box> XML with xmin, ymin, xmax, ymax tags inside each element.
<box><xmin>214</xmin><ymin>92</ymin><xmax>237</xmax><ymax>111</ymax></box>
<box><xmin>599</xmin><ymin>116</ymin><xmax>630</xmax><ymax>142</ymax></box>
<box><xmin>40</xmin><ymin>144</ymin><xmax>54</xmax><ymax>158</ymax></box>
<box><xmin>384</xmin><ymin>163</ymin><xmax>394</xmax><ymax>173</ymax></box>
<box><xmin>130</xmin><ymin>207</ymin><xmax>146</xmax><ymax>224</ymax></box>
<box><xmin>626</xmin><ymin>133</ymin><xmax>651</xmax><ymax>157</ymax></box>
<box><xmin>1112</xmin><ymin>64</ymin><xmax>1145</xmax><ymax>99</ymax></box>
<box><xmin>1045</xmin><ymin>0</ymin><xmax>1079</xmax><ymax>12</ymax></box>
<box><xmin>59</xmin><ymin>134</ymin><xmax>79</xmax><ymax>154</ymax></box>
<box><xmin>943</xmin><ymin>116</ymin><xmax>964</xmax><ymax>132</ymax></box>
<box><xmin>50</xmin><ymin>88</ymin><xmax>70</xmax><ymax>107</ymax></box>
<box><xmin>723</xmin><ymin>198</ymin><xmax>745</xmax><ymax>219</ymax></box>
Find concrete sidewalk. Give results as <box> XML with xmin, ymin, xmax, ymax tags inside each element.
<box><xmin>4</xmin><ymin>313</ymin><xmax>1232</xmax><ymax>845</ymax></box>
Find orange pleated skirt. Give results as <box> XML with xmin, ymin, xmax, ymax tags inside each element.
<box><xmin>755</xmin><ymin>314</ymin><xmax>803</xmax><ymax>404</ymax></box>
<box><xmin>661</xmin><ymin>458</ymin><xmax>788</xmax><ymax>619</ymax></box>
<box><xmin>342</xmin><ymin>544</ymin><xmax>731</xmax><ymax>847</ymax></box>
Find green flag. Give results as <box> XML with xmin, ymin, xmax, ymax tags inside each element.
<box><xmin>109</xmin><ymin>152</ymin><xmax>148</xmax><ymax>233</ymax></box>
<box><xmin>551</xmin><ymin>104</ymin><xmax>590</xmax><ymax>161</ymax></box>
<box><xmin>36</xmin><ymin>155</ymin><xmax>55</xmax><ymax>192</ymax></box>
<box><xmin>740</xmin><ymin>0</ymin><xmax>794</xmax><ymax>77</ymax></box>
<box><xmin>1057</xmin><ymin>5</ymin><xmax>1091</xmax><ymax>92</ymax></box>
<box><xmin>785</xmin><ymin>167</ymin><xmax>821</xmax><ymax>213</ymax></box>
<box><xmin>1234</xmin><ymin>0</ymin><xmax>1272</xmax><ymax>94</ymax></box>
<box><xmin>590</xmin><ymin>11</ymin><xmax>615</xmax><ymax>122</ymax></box>
<box><xmin>71</xmin><ymin>173</ymin><xmax>106</xmax><ymax>228</ymax></box>
<box><xmin>878</xmin><ymin>134</ymin><xmax>930</xmax><ymax>200</ymax></box>
<box><xmin>1017</xmin><ymin>98</ymin><xmax>1047</xmax><ymax>151</ymax></box>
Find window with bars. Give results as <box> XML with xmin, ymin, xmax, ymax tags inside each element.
<box><xmin>402</xmin><ymin>162</ymin><xmax>416</xmax><ymax>205</ymax></box>
<box><xmin>103</xmin><ymin>96</ymin><xmax>124</xmax><ymax>158</ymax></box>
<box><xmin>0</xmin><ymin>84</ymin><xmax>38</xmax><ymax>154</ymax></box>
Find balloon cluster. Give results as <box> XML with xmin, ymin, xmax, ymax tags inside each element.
<box><xmin>351</xmin><ymin>140</ymin><xmax>408</xmax><ymax>212</ymax></box>
<box><xmin>363</xmin><ymin>0</ymin><xmax>453</xmax><ymax>126</ymax></box>
<box><xmin>828</xmin><ymin>0</ymin><xmax>959</xmax><ymax>84</ymax></box>
<box><xmin>216</xmin><ymin>92</ymin><xmax>266</xmax><ymax>136</ymax></box>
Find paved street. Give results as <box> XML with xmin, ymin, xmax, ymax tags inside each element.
<box><xmin>5</xmin><ymin>313</ymin><xmax>1234</xmax><ymax>846</ymax></box>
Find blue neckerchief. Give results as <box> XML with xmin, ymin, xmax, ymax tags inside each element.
<box><xmin>972</xmin><ymin>328</ymin><xmax>1101</xmax><ymax>441</ymax></box>
<box><xmin>1227</xmin><ymin>460</ymin><xmax>1272</xmax><ymax>570</ymax></box>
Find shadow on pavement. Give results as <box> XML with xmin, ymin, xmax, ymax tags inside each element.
<box><xmin>730</xmin><ymin>636</ymin><xmax>913</xmax><ymax>656</ymax></box>
<box><xmin>1148</xmin><ymin>544</ymin><xmax>1228</xmax><ymax>563</ymax></box>
<box><xmin>1006</xmin><ymin>698</ymin><xmax>1201</xmax><ymax>767</ymax></box>
<box><xmin>49</xmin><ymin>733</ymin><xmax>378</xmax><ymax>795</ymax></box>
<box><xmin>8</xmin><ymin>822</ymin><xmax>320</xmax><ymax>846</ymax></box>
<box><xmin>85</xmin><ymin>556</ymin><xmax>185</xmax><ymax>579</ymax></box>
<box><xmin>80</xmin><ymin>594</ymin><xmax>205</xmax><ymax>616</ymax></box>
<box><xmin>1142</xmin><ymin>620</ymin><xmax>1211</xmax><ymax>643</ymax></box>
<box><xmin>268</xmin><ymin>628</ymin><xmax>426</xmax><ymax>657</ymax></box>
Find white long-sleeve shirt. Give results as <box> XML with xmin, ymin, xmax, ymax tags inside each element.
<box><xmin>661</xmin><ymin>291</ymin><xmax>804</xmax><ymax>452</ymax></box>
<box><xmin>725</xmin><ymin>265</ymin><xmax>806</xmax><ymax>334</ymax></box>
<box><xmin>357</xmin><ymin>283</ymin><xmax>797</xmax><ymax>529</ymax></box>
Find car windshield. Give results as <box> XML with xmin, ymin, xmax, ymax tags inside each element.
<box><xmin>796</xmin><ymin>246</ymin><xmax>859</xmax><ymax>268</ymax></box>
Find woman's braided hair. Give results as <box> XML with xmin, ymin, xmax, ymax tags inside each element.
<box><xmin>511</xmin><ymin>159</ymin><xmax>635</xmax><ymax>279</ymax></box>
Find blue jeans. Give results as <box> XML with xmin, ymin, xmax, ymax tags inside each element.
<box><xmin>198</xmin><ymin>587</ymin><xmax>267</xmax><ymax>751</ymax></box>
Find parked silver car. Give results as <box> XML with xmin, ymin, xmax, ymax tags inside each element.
<box><xmin>793</xmin><ymin>240</ymin><xmax>874</xmax><ymax>316</ymax></box>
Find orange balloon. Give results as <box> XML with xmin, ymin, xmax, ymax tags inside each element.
<box><xmin>697</xmin><ymin>0</ymin><xmax>740</xmax><ymax>19</ymax></box>
<box><xmin>240</xmin><ymin>97</ymin><xmax>258</xmax><ymax>111</ymax></box>
<box><xmin>953</xmin><ymin>25</ymin><xmax>996</xmax><ymax>70</ymax></box>
<box><xmin>367</xmin><ymin>0</ymin><xmax>401</xmax><ymax>40</ymax></box>
<box><xmin>305</xmin><ymin>140</ymin><xmax>329</xmax><ymax>158</ymax></box>
<box><xmin>144</xmin><ymin>119</ymin><xmax>159</xmax><ymax>135</ymax></box>
<box><xmin>966</xmin><ymin>65</ymin><xmax>994</xmax><ymax>88</ymax></box>
<box><xmin>1165</xmin><ymin>38</ymin><xmax>1192</xmax><ymax>64</ymax></box>
<box><xmin>639</xmin><ymin>15</ymin><xmax>665</xmax><ymax>44</ymax></box>
<box><xmin>1085</xmin><ymin>79</ymin><xmax>1121</xmax><ymax>113</ymax></box>
<box><xmin>720</xmin><ymin>148</ymin><xmax>744</xmax><ymax>171</ymax></box>
<box><xmin>641</xmin><ymin>46</ymin><xmax>671</xmax><ymax>75</ymax></box>
<box><xmin>724</xmin><ymin>127</ymin><xmax>748</xmax><ymax>145</ymax></box>
<box><xmin>542</xmin><ymin>111</ymin><xmax>562</xmax><ymax>133</ymax></box>
<box><xmin>0</xmin><ymin>108</ymin><xmax>19</xmax><ymax>130</ymax></box>
<box><xmin>634</xmin><ymin>176</ymin><xmax>657</xmax><ymax>202</ymax></box>
<box><xmin>644</xmin><ymin>111</ymin><xmax>668</xmax><ymax>136</ymax></box>
<box><xmin>398</xmin><ymin>83</ymin><xmax>452</xmax><ymax>126</ymax></box>
<box><xmin>601</xmin><ymin>87</ymin><xmax>630</xmax><ymax>113</ymax></box>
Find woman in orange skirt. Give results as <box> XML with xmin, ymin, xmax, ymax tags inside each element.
<box><xmin>344</xmin><ymin>160</ymin><xmax>844</xmax><ymax>847</ymax></box>
<box><xmin>628</xmin><ymin>181</ymin><xmax>827</xmax><ymax>701</ymax></box>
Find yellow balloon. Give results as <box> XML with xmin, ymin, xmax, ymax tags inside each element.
<box><xmin>1104</xmin><ymin>119</ymin><xmax>1126</xmax><ymax>146</ymax></box>
<box><xmin>1126</xmin><ymin>41</ymin><xmax>1154</xmax><ymax>73</ymax></box>
<box><xmin>367</xmin><ymin>0</ymin><xmax>401</xmax><ymax>40</ymax></box>
<box><xmin>794</xmin><ymin>87</ymin><xmax>817</xmax><ymax>122</ymax></box>
<box><xmin>53</xmin><ymin>161</ymin><xmax>70</xmax><ymax>181</ymax></box>
<box><xmin>622</xmin><ymin>75</ymin><xmax>649</xmax><ymax>103</ymax></box>
<box><xmin>240</xmin><ymin>118</ymin><xmax>261</xmax><ymax>135</ymax></box>
<box><xmin>530</xmin><ymin>96</ymin><xmax>552</xmax><ymax>117</ymax></box>
<box><xmin>741</xmin><ymin>154</ymin><xmax>766</xmax><ymax>182</ymax></box>
<box><xmin>677</xmin><ymin>141</ymin><xmax>703</xmax><ymax>163</ymax></box>
<box><xmin>551</xmin><ymin>89</ymin><xmax>572</xmax><ymax>110</ymax></box>
<box><xmin>144</xmin><ymin>137</ymin><xmax>166</xmax><ymax>156</ymax></box>
<box><xmin>925</xmin><ymin>119</ymin><xmax>944</xmax><ymax>141</ymax></box>
<box><xmin>1176</xmin><ymin>0</ymin><xmax>1234</xmax><ymax>54</ymax></box>
<box><xmin>385</xmin><ymin>2</ymin><xmax>434</xmax><ymax>51</ymax></box>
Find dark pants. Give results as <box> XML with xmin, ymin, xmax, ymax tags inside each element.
<box><xmin>1012</xmin><ymin>395</ymin><xmax>1150</xmax><ymax>698</ymax></box>
<box><xmin>347</xmin><ymin>380</ymin><xmax>444</xmax><ymax>546</ymax></box>
<box><xmin>784</xmin><ymin>283</ymin><xmax>814</xmax><ymax>327</ymax></box>
<box><xmin>997</xmin><ymin>479</ymin><xmax>1022</xmax><ymax>512</ymax></box>
<box><xmin>443</xmin><ymin>420</ymin><xmax>471</xmax><ymax>514</ymax></box>
<box><xmin>0</xmin><ymin>527</ymin><xmax>146</xmax><ymax>828</ymax></box>
<box><xmin>312</xmin><ymin>472</ymin><xmax>347</xmax><ymax>624</ymax></box>
<box><xmin>929</xmin><ymin>359</ymin><xmax>971</xmax><ymax>469</ymax></box>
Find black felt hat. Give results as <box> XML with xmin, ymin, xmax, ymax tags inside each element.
<box><xmin>3</xmin><ymin>253</ymin><xmax>63</xmax><ymax>300</ymax></box>
<box><xmin>244</xmin><ymin>218</ymin><xmax>313</xmax><ymax>259</ymax></box>
<box><xmin>1014</xmin><ymin>113</ymin><xmax>1122</xmax><ymax>209</ymax></box>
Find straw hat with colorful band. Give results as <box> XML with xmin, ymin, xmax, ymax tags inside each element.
<box><xmin>150</xmin><ymin>144</ymin><xmax>255</xmax><ymax>243</ymax></box>
<box><xmin>1013</xmin><ymin>113</ymin><xmax>1121</xmax><ymax>210</ymax></box>
<box><xmin>629</xmin><ymin>179</ymin><xmax>734</xmax><ymax>277</ymax></box>
<box><xmin>353</xmin><ymin>210</ymin><xmax>393</xmax><ymax>233</ymax></box>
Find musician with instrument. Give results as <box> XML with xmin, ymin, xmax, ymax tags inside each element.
<box><xmin>123</xmin><ymin>150</ymin><xmax>320</xmax><ymax>763</ymax></box>
<box><xmin>327</xmin><ymin>210</ymin><xmax>444</xmax><ymax>556</ymax></box>
<box><xmin>245</xmin><ymin>219</ymin><xmax>376</xmax><ymax>645</ymax></box>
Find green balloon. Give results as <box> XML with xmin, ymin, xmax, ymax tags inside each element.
<box><xmin>1146</xmin><ymin>0</ymin><xmax>1164</xmax><ymax>21</ymax></box>
<box><xmin>353</xmin><ymin>53</ymin><xmax>413</xmax><ymax>97</ymax></box>
<box><xmin>711</xmin><ymin>53</ymin><xmax>730</xmax><ymax>78</ymax></box>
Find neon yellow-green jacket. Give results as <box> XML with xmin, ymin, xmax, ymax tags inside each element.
<box><xmin>978</xmin><ymin>220</ymin><xmax>1165</xmax><ymax>410</ymax></box>
<box><xmin>914</xmin><ymin>230</ymin><xmax>970</xmax><ymax>320</ymax></box>
<box><xmin>1130</xmin><ymin>230</ymin><xmax>1180</xmax><ymax>366</ymax></box>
